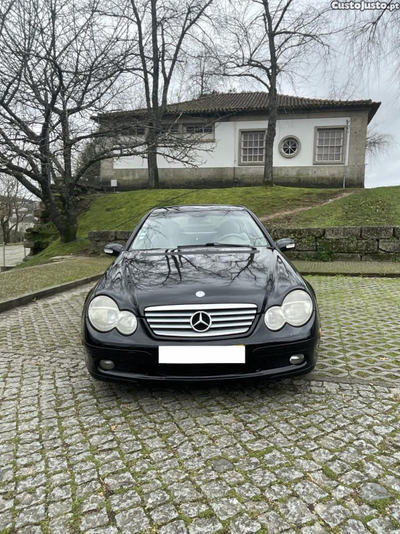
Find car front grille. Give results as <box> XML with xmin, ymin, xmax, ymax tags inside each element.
<box><xmin>144</xmin><ymin>303</ymin><xmax>258</xmax><ymax>338</ymax></box>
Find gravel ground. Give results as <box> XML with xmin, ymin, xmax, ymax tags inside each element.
<box><xmin>0</xmin><ymin>277</ymin><xmax>399</xmax><ymax>534</ymax></box>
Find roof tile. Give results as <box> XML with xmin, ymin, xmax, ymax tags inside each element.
<box><xmin>97</xmin><ymin>91</ymin><xmax>380</xmax><ymax>122</ymax></box>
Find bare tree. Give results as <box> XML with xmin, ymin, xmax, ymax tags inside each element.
<box><xmin>341</xmin><ymin>5</ymin><xmax>400</xmax><ymax>90</ymax></box>
<box><xmin>0</xmin><ymin>0</ymin><xmax>150</xmax><ymax>243</ymax></box>
<box><xmin>0</xmin><ymin>176</ymin><xmax>31</xmax><ymax>244</ymax></box>
<box><xmin>104</xmin><ymin>0</ymin><xmax>214</xmax><ymax>189</ymax></box>
<box><xmin>366</xmin><ymin>125</ymin><xmax>395</xmax><ymax>158</ymax></box>
<box><xmin>210</xmin><ymin>0</ymin><xmax>332</xmax><ymax>185</ymax></box>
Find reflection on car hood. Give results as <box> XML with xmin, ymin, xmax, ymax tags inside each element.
<box><xmin>94</xmin><ymin>248</ymin><xmax>305</xmax><ymax>315</ymax></box>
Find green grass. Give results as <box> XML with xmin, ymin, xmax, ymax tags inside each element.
<box><xmin>0</xmin><ymin>257</ymin><xmax>111</xmax><ymax>302</ymax></box>
<box><xmin>23</xmin><ymin>186</ymin><xmax>340</xmax><ymax>265</ymax></box>
<box><xmin>21</xmin><ymin>184</ymin><xmax>400</xmax><ymax>267</ymax></box>
<box><xmin>272</xmin><ymin>186</ymin><xmax>400</xmax><ymax>228</ymax></box>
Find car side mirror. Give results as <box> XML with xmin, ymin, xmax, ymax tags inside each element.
<box><xmin>276</xmin><ymin>238</ymin><xmax>296</xmax><ymax>252</ymax></box>
<box><xmin>104</xmin><ymin>243</ymin><xmax>124</xmax><ymax>257</ymax></box>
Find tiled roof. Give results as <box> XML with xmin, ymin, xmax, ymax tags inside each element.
<box><xmin>97</xmin><ymin>91</ymin><xmax>380</xmax><ymax>123</ymax></box>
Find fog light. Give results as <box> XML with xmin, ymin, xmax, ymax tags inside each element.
<box><xmin>99</xmin><ymin>359</ymin><xmax>115</xmax><ymax>370</ymax></box>
<box><xmin>290</xmin><ymin>354</ymin><xmax>305</xmax><ymax>366</ymax></box>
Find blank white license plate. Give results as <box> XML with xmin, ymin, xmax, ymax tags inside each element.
<box><xmin>158</xmin><ymin>345</ymin><xmax>245</xmax><ymax>364</ymax></box>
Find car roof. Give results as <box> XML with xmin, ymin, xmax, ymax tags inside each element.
<box><xmin>151</xmin><ymin>205</ymin><xmax>247</xmax><ymax>214</ymax></box>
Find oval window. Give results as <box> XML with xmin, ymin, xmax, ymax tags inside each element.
<box><xmin>280</xmin><ymin>136</ymin><xmax>301</xmax><ymax>158</ymax></box>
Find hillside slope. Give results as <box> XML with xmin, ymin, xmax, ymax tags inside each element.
<box><xmin>23</xmin><ymin>185</ymin><xmax>400</xmax><ymax>266</ymax></box>
<box><xmin>25</xmin><ymin>185</ymin><xmax>342</xmax><ymax>265</ymax></box>
<box><xmin>269</xmin><ymin>186</ymin><xmax>400</xmax><ymax>228</ymax></box>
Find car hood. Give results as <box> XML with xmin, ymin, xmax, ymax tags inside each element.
<box><xmin>94</xmin><ymin>248</ymin><xmax>306</xmax><ymax>315</ymax></box>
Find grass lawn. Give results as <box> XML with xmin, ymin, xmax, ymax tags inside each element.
<box><xmin>271</xmin><ymin>186</ymin><xmax>400</xmax><ymax>228</ymax></box>
<box><xmin>0</xmin><ymin>257</ymin><xmax>111</xmax><ymax>302</ymax></box>
<box><xmin>21</xmin><ymin>184</ymin><xmax>400</xmax><ymax>267</ymax></box>
<box><xmin>24</xmin><ymin>185</ymin><xmax>341</xmax><ymax>266</ymax></box>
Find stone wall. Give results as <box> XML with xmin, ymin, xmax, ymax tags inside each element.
<box><xmin>89</xmin><ymin>231</ymin><xmax>131</xmax><ymax>252</ymax></box>
<box><xmin>99</xmin><ymin>164</ymin><xmax>365</xmax><ymax>191</ymax></box>
<box><xmin>89</xmin><ymin>226</ymin><xmax>400</xmax><ymax>262</ymax></box>
<box><xmin>270</xmin><ymin>226</ymin><xmax>400</xmax><ymax>262</ymax></box>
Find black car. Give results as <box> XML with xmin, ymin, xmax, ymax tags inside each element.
<box><xmin>82</xmin><ymin>205</ymin><xmax>320</xmax><ymax>383</ymax></box>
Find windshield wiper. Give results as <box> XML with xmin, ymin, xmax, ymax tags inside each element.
<box><xmin>175</xmin><ymin>242</ymin><xmax>258</xmax><ymax>251</ymax></box>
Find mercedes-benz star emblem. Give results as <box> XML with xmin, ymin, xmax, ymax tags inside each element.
<box><xmin>195</xmin><ymin>291</ymin><xmax>205</xmax><ymax>298</ymax></box>
<box><xmin>190</xmin><ymin>311</ymin><xmax>212</xmax><ymax>332</ymax></box>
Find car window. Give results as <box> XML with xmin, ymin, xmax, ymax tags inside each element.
<box><xmin>130</xmin><ymin>210</ymin><xmax>269</xmax><ymax>250</ymax></box>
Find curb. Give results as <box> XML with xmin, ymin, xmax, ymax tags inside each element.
<box><xmin>300</xmin><ymin>271</ymin><xmax>400</xmax><ymax>278</ymax></box>
<box><xmin>0</xmin><ymin>274</ymin><xmax>102</xmax><ymax>314</ymax></box>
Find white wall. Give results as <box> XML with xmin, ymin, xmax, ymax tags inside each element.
<box><xmin>114</xmin><ymin>116</ymin><xmax>350</xmax><ymax>170</ymax></box>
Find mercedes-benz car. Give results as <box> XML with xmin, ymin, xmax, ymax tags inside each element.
<box><xmin>82</xmin><ymin>205</ymin><xmax>320</xmax><ymax>383</ymax></box>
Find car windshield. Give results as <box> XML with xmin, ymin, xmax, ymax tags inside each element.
<box><xmin>130</xmin><ymin>209</ymin><xmax>269</xmax><ymax>250</ymax></box>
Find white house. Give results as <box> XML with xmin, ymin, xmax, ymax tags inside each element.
<box><xmin>97</xmin><ymin>92</ymin><xmax>380</xmax><ymax>189</ymax></box>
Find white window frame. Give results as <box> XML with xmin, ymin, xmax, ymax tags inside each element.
<box><xmin>239</xmin><ymin>129</ymin><xmax>266</xmax><ymax>166</ymax></box>
<box><xmin>314</xmin><ymin>127</ymin><xmax>346</xmax><ymax>165</ymax></box>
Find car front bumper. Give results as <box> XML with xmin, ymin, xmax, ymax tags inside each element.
<box><xmin>83</xmin><ymin>325</ymin><xmax>320</xmax><ymax>383</ymax></box>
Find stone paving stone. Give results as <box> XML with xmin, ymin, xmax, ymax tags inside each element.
<box><xmin>160</xmin><ymin>520</ymin><xmax>188</xmax><ymax>534</ymax></box>
<box><xmin>341</xmin><ymin>519</ymin><xmax>371</xmax><ymax>533</ymax></box>
<box><xmin>210</xmin><ymin>497</ymin><xmax>244</xmax><ymax>520</ymax></box>
<box><xmin>301</xmin><ymin>524</ymin><xmax>327</xmax><ymax>533</ymax></box>
<box><xmin>315</xmin><ymin>502</ymin><xmax>351</xmax><ymax>528</ymax></box>
<box><xmin>367</xmin><ymin>517</ymin><xmax>399</xmax><ymax>533</ymax></box>
<box><xmin>14</xmin><ymin>504</ymin><xmax>46</xmax><ymax>528</ymax></box>
<box><xmin>115</xmin><ymin>507</ymin><xmax>150</xmax><ymax>533</ymax></box>
<box><xmin>229</xmin><ymin>514</ymin><xmax>262</xmax><ymax>533</ymax></box>
<box><xmin>80</xmin><ymin>509</ymin><xmax>109</xmax><ymax>532</ymax></box>
<box><xmin>359</xmin><ymin>482</ymin><xmax>392</xmax><ymax>502</ymax></box>
<box><xmin>0</xmin><ymin>280</ymin><xmax>399</xmax><ymax>533</ymax></box>
<box><xmin>150</xmin><ymin>503</ymin><xmax>179</xmax><ymax>524</ymax></box>
<box><xmin>280</xmin><ymin>497</ymin><xmax>314</xmax><ymax>526</ymax></box>
<box><xmin>258</xmin><ymin>510</ymin><xmax>291</xmax><ymax>531</ymax></box>
<box><xmin>188</xmin><ymin>517</ymin><xmax>222</xmax><ymax>534</ymax></box>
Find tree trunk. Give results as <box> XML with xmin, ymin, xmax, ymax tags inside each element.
<box><xmin>1</xmin><ymin>222</ymin><xmax>9</xmax><ymax>245</ymax></box>
<box><xmin>41</xmin><ymin>180</ymin><xmax>78</xmax><ymax>242</ymax></box>
<box><xmin>60</xmin><ymin>218</ymin><xmax>78</xmax><ymax>243</ymax></box>
<box><xmin>147</xmin><ymin>122</ymin><xmax>160</xmax><ymax>189</ymax></box>
<box><xmin>264</xmin><ymin>88</ymin><xmax>277</xmax><ymax>186</ymax></box>
<box><xmin>148</xmin><ymin>146</ymin><xmax>159</xmax><ymax>189</ymax></box>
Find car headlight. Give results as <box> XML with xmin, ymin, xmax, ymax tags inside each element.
<box><xmin>264</xmin><ymin>290</ymin><xmax>313</xmax><ymax>330</ymax></box>
<box><xmin>88</xmin><ymin>296</ymin><xmax>138</xmax><ymax>335</ymax></box>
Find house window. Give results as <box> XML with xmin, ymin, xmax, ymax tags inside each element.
<box><xmin>185</xmin><ymin>124</ymin><xmax>213</xmax><ymax>135</ymax></box>
<box><xmin>280</xmin><ymin>136</ymin><xmax>301</xmax><ymax>158</ymax></box>
<box><xmin>132</xmin><ymin>125</ymin><xmax>145</xmax><ymax>136</ymax></box>
<box><xmin>240</xmin><ymin>131</ymin><xmax>265</xmax><ymax>164</ymax></box>
<box><xmin>315</xmin><ymin>128</ymin><xmax>345</xmax><ymax>163</ymax></box>
<box><xmin>161</xmin><ymin>124</ymin><xmax>179</xmax><ymax>135</ymax></box>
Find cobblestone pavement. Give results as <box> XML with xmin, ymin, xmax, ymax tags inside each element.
<box><xmin>0</xmin><ymin>277</ymin><xmax>399</xmax><ymax>534</ymax></box>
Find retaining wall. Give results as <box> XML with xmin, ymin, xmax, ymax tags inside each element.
<box><xmin>89</xmin><ymin>226</ymin><xmax>400</xmax><ymax>262</ymax></box>
<box><xmin>270</xmin><ymin>226</ymin><xmax>400</xmax><ymax>262</ymax></box>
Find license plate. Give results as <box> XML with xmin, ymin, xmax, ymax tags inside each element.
<box><xmin>158</xmin><ymin>345</ymin><xmax>245</xmax><ymax>364</ymax></box>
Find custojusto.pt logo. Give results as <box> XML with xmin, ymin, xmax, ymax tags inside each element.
<box><xmin>331</xmin><ymin>1</ymin><xmax>400</xmax><ymax>9</ymax></box>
